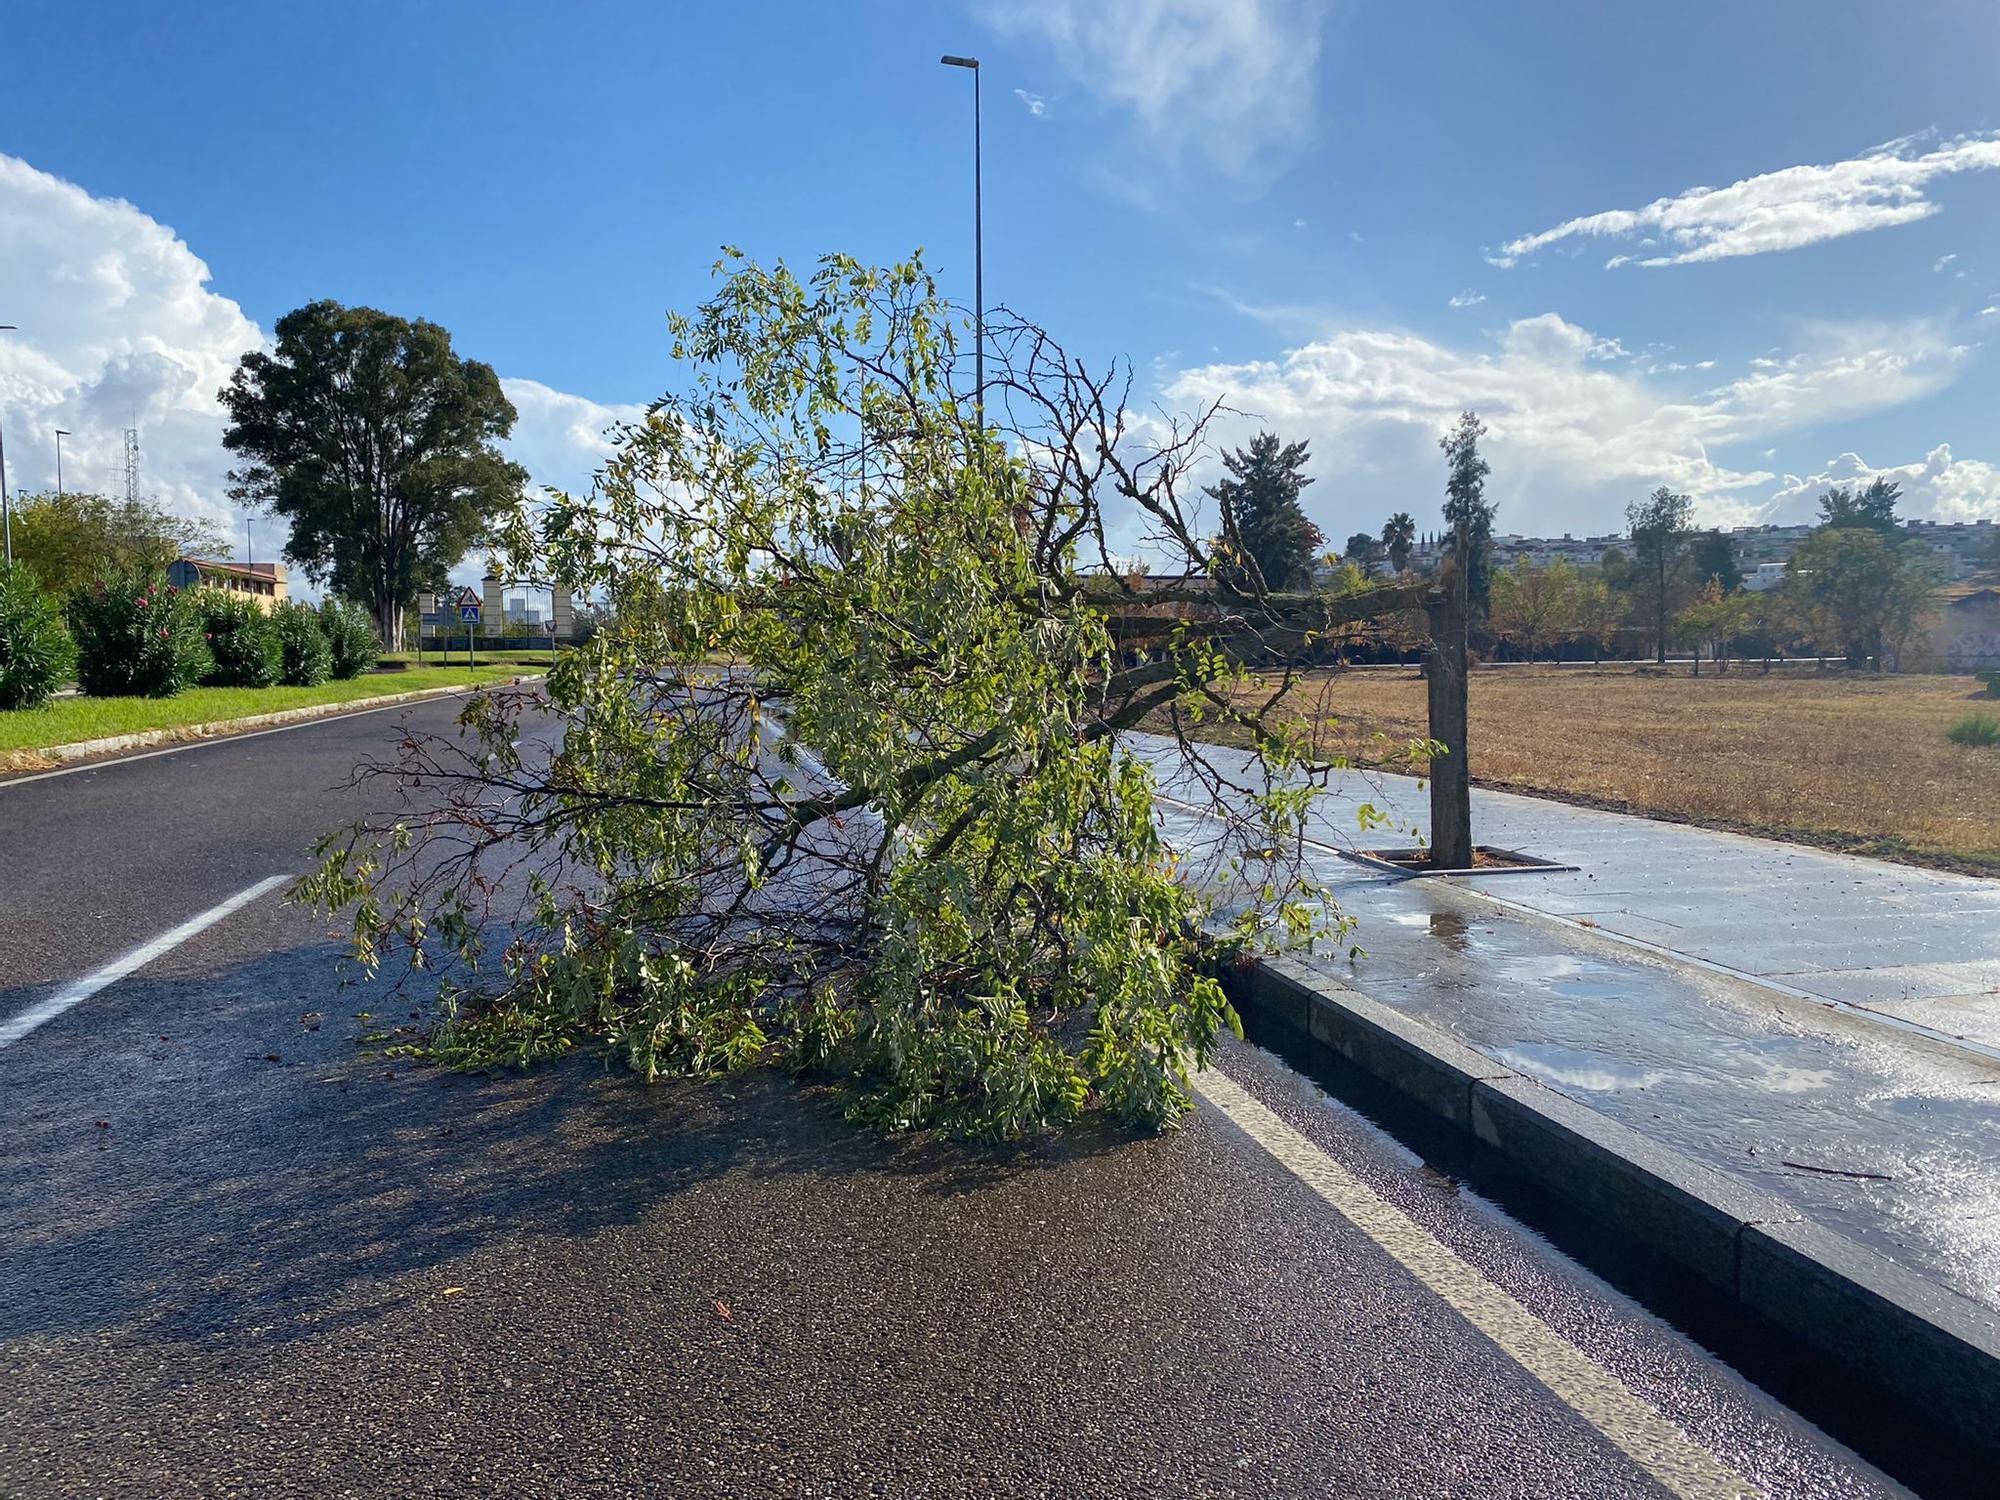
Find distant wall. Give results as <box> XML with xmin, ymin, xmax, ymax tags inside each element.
<box><xmin>1947</xmin><ymin>632</ymin><xmax>2000</xmax><ymax>672</ymax></box>
<box><xmin>1936</xmin><ymin>595</ymin><xmax>2000</xmax><ymax>671</ymax></box>
<box><xmin>424</xmin><ymin>637</ymin><xmax>561</xmax><ymax>652</ymax></box>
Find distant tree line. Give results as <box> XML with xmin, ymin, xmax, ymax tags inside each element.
<box><xmin>1202</xmin><ymin>415</ymin><xmax>1948</xmax><ymax>672</ymax></box>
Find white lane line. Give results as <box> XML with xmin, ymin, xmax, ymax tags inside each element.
<box><xmin>1192</xmin><ymin>1066</ymin><xmax>1763</xmax><ymax>1500</ymax></box>
<box><xmin>0</xmin><ymin>875</ymin><xmax>292</xmax><ymax>1049</ymax></box>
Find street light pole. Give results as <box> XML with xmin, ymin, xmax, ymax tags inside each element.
<box><xmin>940</xmin><ymin>54</ymin><xmax>983</xmax><ymax>430</ymax></box>
<box><xmin>0</xmin><ymin>326</ymin><xmax>15</xmax><ymax>568</ymax></box>
<box><xmin>54</xmin><ymin>429</ymin><xmax>70</xmax><ymax>502</ymax></box>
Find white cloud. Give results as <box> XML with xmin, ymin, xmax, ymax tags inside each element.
<box><xmin>1012</xmin><ymin>88</ymin><xmax>1049</xmax><ymax>118</ymax></box>
<box><xmin>1492</xmin><ymin>131</ymin><xmax>2000</xmax><ymax>269</ymax></box>
<box><xmin>1447</xmin><ymin>289</ymin><xmax>1486</xmax><ymax>308</ymax></box>
<box><xmin>978</xmin><ymin>0</ymin><xmax>1330</xmax><ymax>178</ymax></box>
<box><xmin>0</xmin><ymin>154</ymin><xmax>263</xmax><ymax>537</ymax></box>
<box><xmin>0</xmin><ymin>153</ymin><xmax>644</xmax><ymax>589</ymax></box>
<box><xmin>498</xmin><ymin>378</ymin><xmax>645</xmax><ymax>503</ymax></box>
<box><xmin>1161</xmin><ymin>311</ymin><xmax>1969</xmax><ymax>537</ymax></box>
<box><xmin>1764</xmin><ymin>446</ymin><xmax>2000</xmax><ymax>524</ymax></box>
<box><xmin>1193</xmin><ymin>282</ymin><xmax>1340</xmax><ymax>338</ymax></box>
<box><xmin>1934</xmin><ymin>252</ymin><xmax>1959</xmax><ymax>271</ymax></box>
<box><xmin>1980</xmin><ymin>304</ymin><xmax>1998</xmax><ymax>317</ymax></box>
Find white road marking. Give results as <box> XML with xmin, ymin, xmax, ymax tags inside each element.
<box><xmin>1193</xmin><ymin>1066</ymin><xmax>1763</xmax><ymax>1500</ymax></box>
<box><xmin>0</xmin><ymin>875</ymin><xmax>292</xmax><ymax>1049</ymax></box>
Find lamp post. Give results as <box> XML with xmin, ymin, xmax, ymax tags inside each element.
<box><xmin>939</xmin><ymin>54</ymin><xmax>983</xmax><ymax>429</ymax></box>
<box><xmin>54</xmin><ymin>429</ymin><xmax>70</xmax><ymax>501</ymax></box>
<box><xmin>0</xmin><ymin>325</ymin><xmax>15</xmax><ymax>567</ymax></box>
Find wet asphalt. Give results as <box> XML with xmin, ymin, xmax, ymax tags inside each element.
<box><xmin>0</xmin><ymin>703</ymin><xmax>1913</xmax><ymax>1498</ymax></box>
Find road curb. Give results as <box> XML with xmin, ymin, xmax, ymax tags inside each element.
<box><xmin>1222</xmin><ymin>953</ymin><xmax>2000</xmax><ymax>1465</ymax></box>
<box><xmin>0</xmin><ymin>675</ymin><xmax>544</xmax><ymax>774</ymax></box>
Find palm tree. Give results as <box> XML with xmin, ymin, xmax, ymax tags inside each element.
<box><xmin>1381</xmin><ymin>511</ymin><xmax>1417</xmax><ymax>573</ymax></box>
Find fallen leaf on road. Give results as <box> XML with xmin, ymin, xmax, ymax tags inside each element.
<box><xmin>263</xmin><ymin>1054</ymin><xmax>281</xmax><ymax>1063</ymax></box>
<box><xmin>442</xmin><ymin>1286</ymin><xmax>465</xmax><ymax>1297</ymax></box>
<box><xmin>93</xmin><ymin>1120</ymin><xmax>109</xmax><ymax>1129</ymax></box>
<box><xmin>712</xmin><ymin>1299</ymin><xmax>733</xmax><ymax>1321</ymax></box>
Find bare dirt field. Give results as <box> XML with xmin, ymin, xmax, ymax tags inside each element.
<box><xmin>1210</xmin><ymin>665</ymin><xmax>2000</xmax><ymax>875</ymax></box>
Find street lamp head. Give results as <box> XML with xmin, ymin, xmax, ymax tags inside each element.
<box><xmin>54</xmin><ymin>429</ymin><xmax>70</xmax><ymax>438</ymax></box>
<box><xmin>940</xmin><ymin>54</ymin><xmax>979</xmax><ymax>69</ymax></box>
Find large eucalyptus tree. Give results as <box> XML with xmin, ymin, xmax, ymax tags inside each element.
<box><xmin>221</xmin><ymin>300</ymin><xmax>528</xmax><ymax>649</ymax></box>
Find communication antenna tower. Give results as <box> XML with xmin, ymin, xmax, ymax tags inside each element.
<box><xmin>122</xmin><ymin>428</ymin><xmax>140</xmax><ymax>505</ymax></box>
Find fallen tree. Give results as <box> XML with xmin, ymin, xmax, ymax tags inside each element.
<box><xmin>301</xmin><ymin>251</ymin><xmax>1438</xmax><ymax>1139</ymax></box>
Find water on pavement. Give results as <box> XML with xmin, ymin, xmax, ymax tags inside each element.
<box><xmin>1136</xmin><ymin>736</ymin><xmax>2000</xmax><ymax>1312</ymax></box>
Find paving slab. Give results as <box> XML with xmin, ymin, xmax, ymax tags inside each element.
<box><xmin>1138</xmin><ymin>737</ymin><xmax>2000</xmax><ymax>1314</ymax></box>
<box><xmin>1280</xmin><ymin>761</ymin><xmax>2000</xmax><ymax>1032</ymax></box>
<box><xmin>1859</xmin><ymin>992</ymin><xmax>2000</xmax><ymax>1048</ymax></box>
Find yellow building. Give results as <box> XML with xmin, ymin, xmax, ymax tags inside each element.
<box><xmin>167</xmin><ymin>557</ymin><xmax>290</xmax><ymax>612</ymax></box>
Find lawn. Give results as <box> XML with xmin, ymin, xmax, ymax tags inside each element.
<box><xmin>1197</xmin><ymin>666</ymin><xmax>2000</xmax><ymax>875</ymax></box>
<box><xmin>0</xmin><ymin>665</ymin><xmax>534</xmax><ymax>759</ymax></box>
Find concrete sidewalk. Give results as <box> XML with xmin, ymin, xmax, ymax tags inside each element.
<box><xmin>1144</xmin><ymin>742</ymin><xmax>2000</xmax><ymax>1314</ymax></box>
<box><xmin>1330</xmin><ymin>770</ymin><xmax>2000</xmax><ymax>1051</ymax></box>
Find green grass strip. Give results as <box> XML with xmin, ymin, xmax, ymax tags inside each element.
<box><xmin>0</xmin><ymin>666</ymin><xmax>528</xmax><ymax>753</ymax></box>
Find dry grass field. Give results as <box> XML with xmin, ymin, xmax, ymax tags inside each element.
<box><xmin>1209</xmin><ymin>666</ymin><xmax>2000</xmax><ymax>874</ymax></box>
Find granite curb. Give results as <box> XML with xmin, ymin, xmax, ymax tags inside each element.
<box><xmin>1224</xmin><ymin>952</ymin><xmax>2000</xmax><ymax>1467</ymax></box>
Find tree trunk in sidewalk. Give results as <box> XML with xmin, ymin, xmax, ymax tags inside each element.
<box><xmin>1425</xmin><ymin>578</ymin><xmax>1472</xmax><ymax>870</ymax></box>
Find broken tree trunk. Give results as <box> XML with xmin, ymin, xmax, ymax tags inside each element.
<box><xmin>1425</xmin><ymin>576</ymin><xmax>1472</xmax><ymax>870</ymax></box>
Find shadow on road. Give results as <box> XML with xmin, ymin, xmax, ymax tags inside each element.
<box><xmin>0</xmin><ymin>939</ymin><xmax>1139</xmax><ymax>1349</ymax></box>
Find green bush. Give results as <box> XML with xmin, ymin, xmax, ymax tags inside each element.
<box><xmin>198</xmin><ymin>592</ymin><xmax>281</xmax><ymax>687</ymax></box>
<box><xmin>0</xmin><ymin>567</ymin><xmax>75</xmax><ymax>710</ymax></box>
<box><xmin>1979</xmin><ymin>669</ymin><xmax>2000</xmax><ymax>700</ymax></box>
<box><xmin>318</xmin><ymin>598</ymin><xmax>380</xmax><ymax>679</ymax></box>
<box><xmin>1946</xmin><ymin>711</ymin><xmax>2000</xmax><ymax>748</ymax></box>
<box><xmin>65</xmin><ymin>569</ymin><xmax>211</xmax><ymax>698</ymax></box>
<box><xmin>272</xmin><ymin>600</ymin><xmax>332</xmax><ymax>686</ymax></box>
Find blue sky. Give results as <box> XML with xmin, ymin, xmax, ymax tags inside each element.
<box><xmin>4</xmin><ymin>0</ymin><xmax>1999</xmax><ymax>579</ymax></box>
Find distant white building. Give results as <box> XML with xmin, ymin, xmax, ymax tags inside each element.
<box><xmin>1492</xmin><ymin>532</ymin><xmax>1624</xmax><ymax>568</ymax></box>
<box><xmin>1388</xmin><ymin>517</ymin><xmax>1995</xmax><ymax>582</ymax></box>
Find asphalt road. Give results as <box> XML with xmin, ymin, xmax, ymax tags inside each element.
<box><xmin>0</xmin><ymin>699</ymin><xmax>1913</xmax><ymax>1498</ymax></box>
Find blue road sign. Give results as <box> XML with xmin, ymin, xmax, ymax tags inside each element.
<box><xmin>459</xmin><ymin>604</ymin><xmax>480</xmax><ymax>622</ymax></box>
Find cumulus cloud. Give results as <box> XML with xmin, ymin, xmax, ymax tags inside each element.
<box><xmin>1160</xmin><ymin>311</ymin><xmax>1970</xmax><ymax>538</ymax></box>
<box><xmin>498</xmin><ymin>378</ymin><xmax>646</xmax><ymax>503</ymax></box>
<box><xmin>1491</xmin><ymin>131</ymin><xmax>2000</xmax><ymax>269</ymax></box>
<box><xmin>0</xmin><ymin>155</ymin><xmax>263</xmax><ymax>535</ymax></box>
<box><xmin>978</xmin><ymin>0</ymin><xmax>1330</xmax><ymax>178</ymax></box>
<box><xmin>0</xmin><ymin>153</ymin><xmax>645</xmax><ymax>588</ymax></box>
<box><xmin>1764</xmin><ymin>446</ymin><xmax>2000</xmax><ymax>524</ymax></box>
